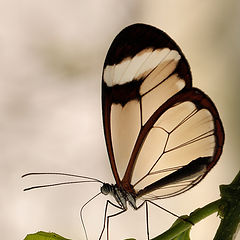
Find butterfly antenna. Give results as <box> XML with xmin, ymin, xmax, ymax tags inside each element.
<box><xmin>22</xmin><ymin>172</ymin><xmax>104</xmax><ymax>191</ymax></box>
<box><xmin>80</xmin><ymin>191</ymin><xmax>102</xmax><ymax>240</ymax></box>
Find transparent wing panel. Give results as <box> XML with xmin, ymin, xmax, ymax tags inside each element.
<box><xmin>133</xmin><ymin>101</ymin><xmax>217</xmax><ymax>198</ymax></box>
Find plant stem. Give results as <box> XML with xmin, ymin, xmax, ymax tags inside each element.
<box><xmin>151</xmin><ymin>199</ymin><xmax>222</xmax><ymax>240</ymax></box>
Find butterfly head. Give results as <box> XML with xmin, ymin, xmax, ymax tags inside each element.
<box><xmin>101</xmin><ymin>183</ymin><xmax>113</xmax><ymax>195</ymax></box>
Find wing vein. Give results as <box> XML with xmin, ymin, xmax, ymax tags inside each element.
<box><xmin>165</xmin><ymin>129</ymin><xmax>214</xmax><ymax>154</ymax></box>
<box><xmin>141</xmin><ymin>58</ymin><xmax>177</xmax><ymax>97</ymax></box>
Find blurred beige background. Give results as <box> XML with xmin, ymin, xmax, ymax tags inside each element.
<box><xmin>1</xmin><ymin>1</ymin><xmax>239</xmax><ymax>240</ymax></box>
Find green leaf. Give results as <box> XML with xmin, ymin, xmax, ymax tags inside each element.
<box><xmin>24</xmin><ymin>231</ymin><xmax>71</xmax><ymax>240</ymax></box>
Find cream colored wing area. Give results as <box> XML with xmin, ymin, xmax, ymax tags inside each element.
<box><xmin>141</xmin><ymin>74</ymin><xmax>185</xmax><ymax>124</ymax></box>
<box><xmin>155</xmin><ymin>101</ymin><xmax>197</xmax><ymax>132</ymax></box>
<box><xmin>110</xmin><ymin>100</ymin><xmax>141</xmax><ymax>179</ymax></box>
<box><xmin>131</xmin><ymin>127</ymin><xmax>168</xmax><ymax>187</ymax></box>
<box><xmin>132</xmin><ymin>101</ymin><xmax>216</xmax><ymax>197</ymax></box>
<box><xmin>165</xmin><ymin>108</ymin><xmax>215</xmax><ymax>153</ymax></box>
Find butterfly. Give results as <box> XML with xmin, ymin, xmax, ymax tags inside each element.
<box><xmin>23</xmin><ymin>23</ymin><xmax>224</xmax><ymax>240</ymax></box>
<box><xmin>100</xmin><ymin>23</ymin><xmax>224</xmax><ymax>239</ymax></box>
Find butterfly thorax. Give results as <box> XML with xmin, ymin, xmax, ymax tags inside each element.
<box><xmin>101</xmin><ymin>183</ymin><xmax>137</xmax><ymax>210</ymax></box>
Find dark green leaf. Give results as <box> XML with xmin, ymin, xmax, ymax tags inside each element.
<box><xmin>24</xmin><ymin>231</ymin><xmax>71</xmax><ymax>240</ymax></box>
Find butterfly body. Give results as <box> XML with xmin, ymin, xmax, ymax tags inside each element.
<box><xmin>101</xmin><ymin>183</ymin><xmax>137</xmax><ymax>209</ymax></box>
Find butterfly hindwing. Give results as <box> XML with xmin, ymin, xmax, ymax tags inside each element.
<box><xmin>134</xmin><ymin>88</ymin><xmax>224</xmax><ymax>199</ymax></box>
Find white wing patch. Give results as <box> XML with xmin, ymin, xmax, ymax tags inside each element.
<box><xmin>103</xmin><ymin>48</ymin><xmax>181</xmax><ymax>87</ymax></box>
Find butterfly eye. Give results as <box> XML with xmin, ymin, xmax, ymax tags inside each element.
<box><xmin>101</xmin><ymin>183</ymin><xmax>112</xmax><ymax>195</ymax></box>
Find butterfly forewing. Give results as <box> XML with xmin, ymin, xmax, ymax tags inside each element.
<box><xmin>102</xmin><ymin>24</ymin><xmax>224</xmax><ymax>199</ymax></box>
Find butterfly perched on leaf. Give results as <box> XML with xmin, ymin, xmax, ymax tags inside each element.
<box><xmin>23</xmin><ymin>23</ymin><xmax>224</xmax><ymax>240</ymax></box>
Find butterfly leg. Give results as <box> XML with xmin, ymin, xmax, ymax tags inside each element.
<box><xmin>99</xmin><ymin>200</ymin><xmax>125</xmax><ymax>240</ymax></box>
<box><xmin>80</xmin><ymin>192</ymin><xmax>102</xmax><ymax>240</ymax></box>
<box><xmin>147</xmin><ymin>200</ymin><xmax>194</xmax><ymax>225</ymax></box>
<box><xmin>146</xmin><ymin>201</ymin><xmax>150</xmax><ymax>239</ymax></box>
<box><xmin>106</xmin><ymin>206</ymin><xmax>126</xmax><ymax>240</ymax></box>
<box><xmin>136</xmin><ymin>201</ymin><xmax>150</xmax><ymax>240</ymax></box>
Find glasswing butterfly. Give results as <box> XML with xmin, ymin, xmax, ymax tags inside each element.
<box><xmin>23</xmin><ymin>23</ymin><xmax>224</xmax><ymax>240</ymax></box>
